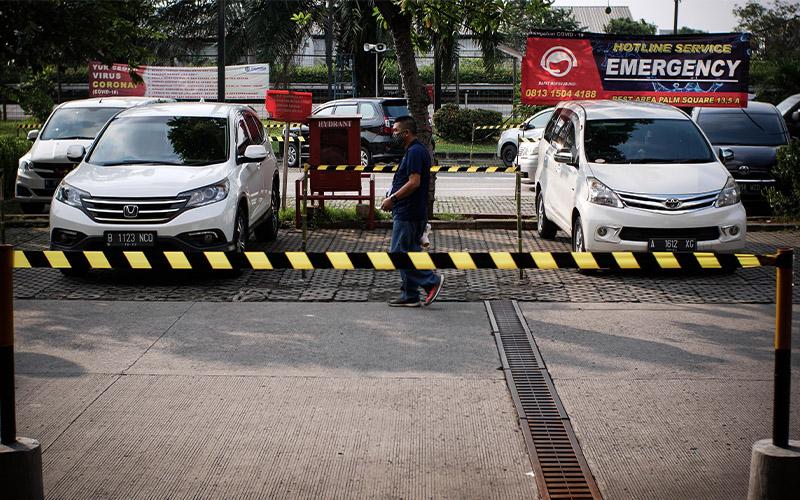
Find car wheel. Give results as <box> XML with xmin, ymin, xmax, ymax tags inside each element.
<box><xmin>20</xmin><ymin>202</ymin><xmax>46</xmax><ymax>214</ymax></box>
<box><xmin>232</xmin><ymin>208</ymin><xmax>248</xmax><ymax>254</ymax></box>
<box><xmin>500</xmin><ymin>143</ymin><xmax>517</xmax><ymax>167</ymax></box>
<box><xmin>360</xmin><ymin>147</ymin><xmax>371</xmax><ymax>167</ymax></box>
<box><xmin>287</xmin><ymin>142</ymin><xmax>298</xmax><ymax>168</ymax></box>
<box><xmin>536</xmin><ymin>192</ymin><xmax>557</xmax><ymax>240</ymax></box>
<box><xmin>572</xmin><ymin>215</ymin><xmax>585</xmax><ymax>252</ymax></box>
<box><xmin>255</xmin><ymin>180</ymin><xmax>280</xmax><ymax>242</ymax></box>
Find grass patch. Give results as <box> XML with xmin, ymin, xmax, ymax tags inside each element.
<box><xmin>279</xmin><ymin>205</ymin><xmax>390</xmax><ymax>228</ymax></box>
<box><xmin>434</xmin><ymin>136</ymin><xmax>497</xmax><ymax>155</ymax></box>
<box><xmin>434</xmin><ymin>212</ymin><xmax>466</xmax><ymax>221</ymax></box>
<box><xmin>0</xmin><ymin>120</ymin><xmax>40</xmax><ymax>140</ymax></box>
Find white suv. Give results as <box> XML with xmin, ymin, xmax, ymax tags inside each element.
<box><xmin>534</xmin><ymin>100</ymin><xmax>746</xmax><ymax>253</ymax></box>
<box><xmin>16</xmin><ymin>97</ymin><xmax>172</xmax><ymax>214</ymax></box>
<box><xmin>49</xmin><ymin>102</ymin><xmax>280</xmax><ymax>254</ymax></box>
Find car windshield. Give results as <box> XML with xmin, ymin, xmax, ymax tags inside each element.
<box><xmin>87</xmin><ymin>115</ymin><xmax>229</xmax><ymax>166</ymax></box>
<box><xmin>777</xmin><ymin>95</ymin><xmax>799</xmax><ymax>115</ymax></box>
<box><xmin>528</xmin><ymin>109</ymin><xmax>553</xmax><ymax>129</ymax></box>
<box><xmin>40</xmin><ymin>107</ymin><xmax>122</xmax><ymax>140</ymax></box>
<box><xmin>584</xmin><ymin>118</ymin><xmax>715</xmax><ymax>164</ymax></box>
<box><xmin>382</xmin><ymin>100</ymin><xmax>410</xmax><ymax>117</ymax></box>
<box><xmin>696</xmin><ymin>110</ymin><xmax>787</xmax><ymax>146</ymax></box>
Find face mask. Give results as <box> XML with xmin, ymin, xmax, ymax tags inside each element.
<box><xmin>390</xmin><ymin>132</ymin><xmax>404</xmax><ymax>147</ymax></box>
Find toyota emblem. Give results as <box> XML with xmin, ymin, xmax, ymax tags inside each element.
<box><xmin>664</xmin><ymin>198</ymin><xmax>682</xmax><ymax>210</ymax></box>
<box><xmin>123</xmin><ymin>205</ymin><xmax>139</xmax><ymax>218</ymax></box>
<box><xmin>738</xmin><ymin>165</ymin><xmax>751</xmax><ymax>175</ymax></box>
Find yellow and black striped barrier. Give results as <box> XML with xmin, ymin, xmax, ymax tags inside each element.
<box><xmin>270</xmin><ymin>135</ymin><xmax>306</xmax><ymax>143</ymax></box>
<box><xmin>264</xmin><ymin>121</ymin><xmax>304</xmax><ymax>129</ymax></box>
<box><xmin>303</xmin><ymin>163</ymin><xmax>518</xmax><ymax>173</ymax></box>
<box><xmin>520</xmin><ymin>137</ymin><xmax>539</xmax><ymax>143</ymax></box>
<box><xmin>15</xmin><ymin>123</ymin><xmax>41</xmax><ymax>130</ymax></box>
<box><xmin>12</xmin><ymin>250</ymin><xmax>770</xmax><ymax>272</ymax></box>
<box><xmin>474</xmin><ymin>123</ymin><xmax>522</xmax><ymax>131</ymax></box>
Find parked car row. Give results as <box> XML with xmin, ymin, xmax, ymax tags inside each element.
<box><xmin>16</xmin><ymin>100</ymin><xmax>281</xmax><ymax>265</ymax></box>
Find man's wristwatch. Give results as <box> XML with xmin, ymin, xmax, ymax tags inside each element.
<box><xmin>390</xmin><ymin>195</ymin><xmax>398</xmax><ymax>204</ymax></box>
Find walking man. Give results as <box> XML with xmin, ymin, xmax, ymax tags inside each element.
<box><xmin>380</xmin><ymin>115</ymin><xmax>444</xmax><ymax>307</ymax></box>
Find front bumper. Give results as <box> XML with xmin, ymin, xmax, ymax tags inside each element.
<box><xmin>577</xmin><ymin>202</ymin><xmax>747</xmax><ymax>253</ymax></box>
<box><xmin>517</xmin><ymin>156</ymin><xmax>538</xmax><ymax>184</ymax></box>
<box><xmin>15</xmin><ymin>169</ymin><xmax>59</xmax><ymax>203</ymax></box>
<box><xmin>49</xmin><ymin>197</ymin><xmax>238</xmax><ymax>251</ymax></box>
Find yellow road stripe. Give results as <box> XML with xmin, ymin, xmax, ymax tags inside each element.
<box><xmin>286</xmin><ymin>252</ymin><xmax>313</xmax><ymax>270</ymax></box>
<box><xmin>326</xmin><ymin>252</ymin><xmax>354</xmax><ymax>270</ymax></box>
<box><xmin>572</xmin><ymin>252</ymin><xmax>600</xmax><ymax>270</ymax></box>
<box><xmin>736</xmin><ymin>254</ymin><xmax>761</xmax><ymax>268</ymax></box>
<box><xmin>449</xmin><ymin>252</ymin><xmax>477</xmax><ymax>270</ymax></box>
<box><xmin>13</xmin><ymin>251</ymin><xmax>31</xmax><ymax>268</ymax></box>
<box><xmin>612</xmin><ymin>252</ymin><xmax>640</xmax><ymax>269</ymax></box>
<box><xmin>44</xmin><ymin>250</ymin><xmax>71</xmax><ymax>269</ymax></box>
<box><xmin>490</xmin><ymin>252</ymin><xmax>517</xmax><ymax>269</ymax></box>
<box><xmin>367</xmin><ymin>252</ymin><xmax>395</xmax><ymax>270</ymax></box>
<box><xmin>245</xmin><ymin>252</ymin><xmax>272</xmax><ymax>270</ymax></box>
<box><xmin>408</xmin><ymin>252</ymin><xmax>435</xmax><ymax>270</ymax></box>
<box><xmin>84</xmin><ymin>251</ymin><xmax>111</xmax><ymax>269</ymax></box>
<box><xmin>124</xmin><ymin>251</ymin><xmax>151</xmax><ymax>269</ymax></box>
<box><xmin>164</xmin><ymin>251</ymin><xmax>191</xmax><ymax>270</ymax></box>
<box><xmin>531</xmin><ymin>252</ymin><xmax>558</xmax><ymax>269</ymax></box>
<box><xmin>653</xmin><ymin>252</ymin><xmax>681</xmax><ymax>269</ymax></box>
<box><xmin>205</xmin><ymin>252</ymin><xmax>232</xmax><ymax>270</ymax></box>
<box><xmin>694</xmin><ymin>252</ymin><xmax>721</xmax><ymax>269</ymax></box>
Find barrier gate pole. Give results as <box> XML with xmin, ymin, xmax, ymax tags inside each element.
<box><xmin>1</xmin><ymin>244</ymin><xmax>15</xmax><ymax>444</ymax></box>
<box><xmin>773</xmin><ymin>247</ymin><xmax>793</xmax><ymax>448</ymax></box>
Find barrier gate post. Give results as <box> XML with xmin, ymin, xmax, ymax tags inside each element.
<box><xmin>0</xmin><ymin>244</ymin><xmax>44</xmax><ymax>499</ymax></box>
<box><xmin>773</xmin><ymin>247</ymin><xmax>793</xmax><ymax>448</ymax></box>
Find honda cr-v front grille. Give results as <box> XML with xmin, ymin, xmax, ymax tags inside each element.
<box><xmin>81</xmin><ymin>197</ymin><xmax>188</xmax><ymax>224</ymax></box>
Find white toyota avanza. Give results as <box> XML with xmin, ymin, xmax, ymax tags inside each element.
<box><xmin>534</xmin><ymin>100</ymin><xmax>746</xmax><ymax>253</ymax></box>
<box><xmin>49</xmin><ymin>102</ymin><xmax>280</xmax><ymax>255</ymax></box>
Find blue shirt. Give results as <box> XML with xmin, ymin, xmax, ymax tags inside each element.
<box><xmin>390</xmin><ymin>139</ymin><xmax>431</xmax><ymax>221</ymax></box>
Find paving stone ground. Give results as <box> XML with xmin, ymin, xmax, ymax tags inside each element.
<box><xmin>7</xmin><ymin>226</ymin><xmax>800</xmax><ymax>304</ymax></box>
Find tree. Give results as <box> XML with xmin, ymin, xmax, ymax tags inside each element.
<box><xmin>734</xmin><ymin>0</ymin><xmax>800</xmax><ymax>103</ymax></box>
<box><xmin>677</xmin><ymin>27</ymin><xmax>706</xmax><ymax>34</ymax></box>
<box><xmin>603</xmin><ymin>17</ymin><xmax>657</xmax><ymax>36</ymax></box>
<box><xmin>502</xmin><ymin>0</ymin><xmax>581</xmax><ymax>52</ymax></box>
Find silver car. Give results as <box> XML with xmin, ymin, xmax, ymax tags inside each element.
<box><xmin>16</xmin><ymin>97</ymin><xmax>172</xmax><ymax>213</ymax></box>
<box><xmin>496</xmin><ymin>107</ymin><xmax>554</xmax><ymax>167</ymax></box>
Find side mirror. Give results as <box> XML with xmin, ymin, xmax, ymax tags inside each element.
<box><xmin>791</xmin><ymin>110</ymin><xmax>800</xmax><ymax>122</ymax></box>
<box><xmin>26</xmin><ymin>130</ymin><xmax>39</xmax><ymax>141</ymax></box>
<box><xmin>554</xmin><ymin>148</ymin><xmax>576</xmax><ymax>166</ymax></box>
<box><xmin>66</xmin><ymin>145</ymin><xmax>86</xmax><ymax>163</ymax></box>
<box><xmin>718</xmin><ymin>147</ymin><xmax>734</xmax><ymax>164</ymax></box>
<box><xmin>243</xmin><ymin>144</ymin><xmax>268</xmax><ymax>162</ymax></box>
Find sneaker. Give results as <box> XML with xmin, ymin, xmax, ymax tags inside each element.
<box><xmin>424</xmin><ymin>274</ymin><xmax>445</xmax><ymax>306</ymax></box>
<box><xmin>388</xmin><ymin>297</ymin><xmax>421</xmax><ymax>307</ymax></box>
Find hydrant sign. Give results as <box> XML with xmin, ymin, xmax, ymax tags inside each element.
<box><xmin>265</xmin><ymin>90</ymin><xmax>313</xmax><ymax>123</ymax></box>
<box><xmin>521</xmin><ymin>31</ymin><xmax>750</xmax><ymax>107</ymax></box>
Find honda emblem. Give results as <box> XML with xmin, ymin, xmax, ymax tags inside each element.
<box><xmin>123</xmin><ymin>205</ymin><xmax>139</xmax><ymax>218</ymax></box>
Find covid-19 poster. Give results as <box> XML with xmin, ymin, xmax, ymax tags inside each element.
<box><xmin>521</xmin><ymin>31</ymin><xmax>750</xmax><ymax>107</ymax></box>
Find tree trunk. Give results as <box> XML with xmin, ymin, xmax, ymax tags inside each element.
<box><xmin>375</xmin><ymin>0</ymin><xmax>435</xmax><ymax>218</ymax></box>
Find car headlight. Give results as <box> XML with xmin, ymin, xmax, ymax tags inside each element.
<box><xmin>19</xmin><ymin>159</ymin><xmax>32</xmax><ymax>172</ymax></box>
<box><xmin>518</xmin><ymin>142</ymin><xmax>538</xmax><ymax>157</ymax></box>
<box><xmin>180</xmin><ymin>179</ymin><xmax>229</xmax><ymax>208</ymax></box>
<box><xmin>715</xmin><ymin>177</ymin><xmax>741</xmax><ymax>208</ymax></box>
<box><xmin>586</xmin><ymin>177</ymin><xmax>623</xmax><ymax>208</ymax></box>
<box><xmin>55</xmin><ymin>182</ymin><xmax>89</xmax><ymax>207</ymax></box>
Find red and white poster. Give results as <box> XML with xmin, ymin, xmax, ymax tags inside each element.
<box><xmin>521</xmin><ymin>31</ymin><xmax>750</xmax><ymax>108</ymax></box>
<box><xmin>265</xmin><ymin>90</ymin><xmax>313</xmax><ymax>123</ymax></box>
<box><xmin>88</xmin><ymin>61</ymin><xmax>270</xmax><ymax>99</ymax></box>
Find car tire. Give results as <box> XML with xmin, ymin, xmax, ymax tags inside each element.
<box><xmin>536</xmin><ymin>192</ymin><xmax>557</xmax><ymax>240</ymax></box>
<box><xmin>287</xmin><ymin>142</ymin><xmax>299</xmax><ymax>168</ymax></box>
<box><xmin>572</xmin><ymin>215</ymin><xmax>585</xmax><ymax>252</ymax></box>
<box><xmin>232</xmin><ymin>208</ymin><xmax>249</xmax><ymax>254</ymax></box>
<box><xmin>20</xmin><ymin>202</ymin><xmax>46</xmax><ymax>214</ymax></box>
<box><xmin>255</xmin><ymin>180</ymin><xmax>280</xmax><ymax>242</ymax></box>
<box><xmin>360</xmin><ymin>146</ymin><xmax>371</xmax><ymax>167</ymax></box>
<box><xmin>500</xmin><ymin>143</ymin><xmax>517</xmax><ymax>167</ymax></box>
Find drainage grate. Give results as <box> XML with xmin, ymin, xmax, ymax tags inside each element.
<box><xmin>487</xmin><ymin>300</ymin><xmax>602</xmax><ymax>500</ymax></box>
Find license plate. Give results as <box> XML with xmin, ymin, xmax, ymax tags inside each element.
<box><xmin>739</xmin><ymin>183</ymin><xmax>766</xmax><ymax>194</ymax></box>
<box><xmin>648</xmin><ymin>238</ymin><xmax>697</xmax><ymax>252</ymax></box>
<box><xmin>105</xmin><ymin>231</ymin><xmax>156</xmax><ymax>248</ymax></box>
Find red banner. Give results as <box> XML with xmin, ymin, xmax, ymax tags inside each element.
<box><xmin>521</xmin><ymin>32</ymin><xmax>750</xmax><ymax>108</ymax></box>
<box><xmin>265</xmin><ymin>90</ymin><xmax>313</xmax><ymax>123</ymax></box>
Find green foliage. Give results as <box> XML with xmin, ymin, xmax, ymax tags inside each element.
<box><xmin>280</xmin><ymin>205</ymin><xmax>390</xmax><ymax>228</ymax></box>
<box><xmin>734</xmin><ymin>1</ymin><xmax>800</xmax><ymax>103</ymax></box>
<box><xmin>765</xmin><ymin>140</ymin><xmax>800</xmax><ymax>216</ymax></box>
<box><xmin>16</xmin><ymin>70</ymin><xmax>54</xmax><ymax>124</ymax></box>
<box><xmin>604</xmin><ymin>18</ymin><xmax>657</xmax><ymax>35</ymax></box>
<box><xmin>433</xmin><ymin>104</ymin><xmax>502</xmax><ymax>143</ymax></box>
<box><xmin>0</xmin><ymin>136</ymin><xmax>31</xmax><ymax>199</ymax></box>
<box><xmin>677</xmin><ymin>27</ymin><xmax>707</xmax><ymax>34</ymax></box>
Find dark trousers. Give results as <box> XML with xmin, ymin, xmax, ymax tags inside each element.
<box><xmin>390</xmin><ymin>219</ymin><xmax>438</xmax><ymax>301</ymax></box>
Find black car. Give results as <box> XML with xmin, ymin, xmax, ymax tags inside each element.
<box><xmin>692</xmin><ymin>102</ymin><xmax>790</xmax><ymax>212</ymax></box>
<box><xmin>286</xmin><ymin>97</ymin><xmax>419</xmax><ymax>167</ymax></box>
